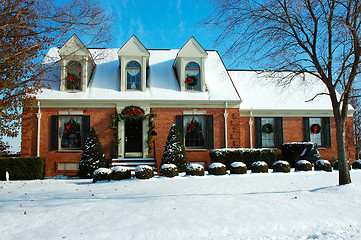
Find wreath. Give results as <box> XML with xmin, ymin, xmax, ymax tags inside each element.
<box><xmin>66</xmin><ymin>73</ymin><xmax>81</xmax><ymax>90</ymax></box>
<box><xmin>262</xmin><ymin>123</ymin><xmax>274</xmax><ymax>134</ymax></box>
<box><xmin>187</xmin><ymin>119</ymin><xmax>201</xmax><ymax>134</ymax></box>
<box><xmin>120</xmin><ymin>106</ymin><xmax>145</xmax><ymax>120</ymax></box>
<box><xmin>310</xmin><ymin>123</ymin><xmax>321</xmax><ymax>134</ymax></box>
<box><xmin>184</xmin><ymin>75</ymin><xmax>198</xmax><ymax>87</ymax></box>
<box><xmin>63</xmin><ymin>119</ymin><xmax>80</xmax><ymax>135</ymax></box>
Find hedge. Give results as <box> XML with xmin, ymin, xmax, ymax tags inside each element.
<box><xmin>209</xmin><ymin>148</ymin><xmax>277</xmax><ymax>169</ymax></box>
<box><xmin>281</xmin><ymin>142</ymin><xmax>321</xmax><ymax>167</ymax></box>
<box><xmin>0</xmin><ymin>157</ymin><xmax>45</xmax><ymax>180</ymax></box>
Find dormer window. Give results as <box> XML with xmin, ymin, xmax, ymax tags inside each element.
<box><xmin>126</xmin><ymin>61</ymin><xmax>141</xmax><ymax>90</ymax></box>
<box><xmin>66</xmin><ymin>61</ymin><xmax>82</xmax><ymax>91</ymax></box>
<box><xmin>185</xmin><ymin>62</ymin><xmax>200</xmax><ymax>91</ymax></box>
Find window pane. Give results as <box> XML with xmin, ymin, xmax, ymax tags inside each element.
<box><xmin>184</xmin><ymin>116</ymin><xmax>205</xmax><ymax>148</ymax></box>
<box><xmin>126</xmin><ymin>61</ymin><xmax>141</xmax><ymax>90</ymax></box>
<box><xmin>60</xmin><ymin>116</ymin><xmax>82</xmax><ymax>149</ymax></box>
<box><xmin>261</xmin><ymin>118</ymin><xmax>275</xmax><ymax>147</ymax></box>
<box><xmin>66</xmin><ymin>61</ymin><xmax>82</xmax><ymax>90</ymax></box>
<box><xmin>309</xmin><ymin>118</ymin><xmax>322</xmax><ymax>146</ymax></box>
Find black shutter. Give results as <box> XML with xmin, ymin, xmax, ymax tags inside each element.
<box><xmin>82</xmin><ymin>115</ymin><xmax>90</xmax><ymax>150</ymax></box>
<box><xmin>276</xmin><ymin>117</ymin><xmax>283</xmax><ymax>148</ymax></box>
<box><xmin>255</xmin><ymin>117</ymin><xmax>262</xmax><ymax>148</ymax></box>
<box><xmin>175</xmin><ymin>115</ymin><xmax>184</xmax><ymax>140</ymax></box>
<box><xmin>206</xmin><ymin>115</ymin><xmax>214</xmax><ymax>149</ymax></box>
<box><xmin>50</xmin><ymin>115</ymin><xmax>59</xmax><ymax>151</ymax></box>
<box><xmin>303</xmin><ymin>117</ymin><xmax>310</xmax><ymax>142</ymax></box>
<box><xmin>323</xmin><ymin>117</ymin><xmax>331</xmax><ymax>147</ymax></box>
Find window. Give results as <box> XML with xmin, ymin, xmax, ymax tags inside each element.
<box><xmin>66</xmin><ymin>61</ymin><xmax>82</xmax><ymax>90</ymax></box>
<box><xmin>176</xmin><ymin>115</ymin><xmax>214</xmax><ymax>149</ymax></box>
<box><xmin>304</xmin><ymin>117</ymin><xmax>331</xmax><ymax>147</ymax></box>
<box><xmin>185</xmin><ymin>62</ymin><xmax>200</xmax><ymax>91</ymax></box>
<box><xmin>255</xmin><ymin>117</ymin><xmax>283</xmax><ymax>148</ymax></box>
<box><xmin>126</xmin><ymin>61</ymin><xmax>141</xmax><ymax>90</ymax></box>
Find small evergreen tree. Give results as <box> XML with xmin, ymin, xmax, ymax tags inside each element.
<box><xmin>78</xmin><ymin>128</ymin><xmax>106</xmax><ymax>179</ymax></box>
<box><xmin>161</xmin><ymin>124</ymin><xmax>188</xmax><ymax>172</ymax></box>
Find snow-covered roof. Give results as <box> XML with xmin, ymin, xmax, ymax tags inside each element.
<box><xmin>38</xmin><ymin>48</ymin><xmax>240</xmax><ymax>103</ymax></box>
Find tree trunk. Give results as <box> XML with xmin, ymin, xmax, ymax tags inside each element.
<box><xmin>334</xmin><ymin>116</ymin><xmax>351</xmax><ymax>185</ymax></box>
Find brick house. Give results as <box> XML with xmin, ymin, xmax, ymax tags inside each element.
<box><xmin>21</xmin><ymin>35</ymin><xmax>355</xmax><ymax>177</ymax></box>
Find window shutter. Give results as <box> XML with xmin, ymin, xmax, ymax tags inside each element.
<box><xmin>276</xmin><ymin>117</ymin><xmax>283</xmax><ymax>148</ymax></box>
<box><xmin>50</xmin><ymin>115</ymin><xmax>59</xmax><ymax>151</ymax></box>
<box><xmin>255</xmin><ymin>117</ymin><xmax>262</xmax><ymax>148</ymax></box>
<box><xmin>323</xmin><ymin>117</ymin><xmax>331</xmax><ymax>147</ymax></box>
<box><xmin>175</xmin><ymin>115</ymin><xmax>184</xmax><ymax>140</ymax></box>
<box><xmin>206</xmin><ymin>115</ymin><xmax>214</xmax><ymax>149</ymax></box>
<box><xmin>82</xmin><ymin>115</ymin><xmax>90</xmax><ymax>150</ymax></box>
<box><xmin>303</xmin><ymin>117</ymin><xmax>310</xmax><ymax>142</ymax></box>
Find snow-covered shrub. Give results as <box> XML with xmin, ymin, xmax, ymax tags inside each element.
<box><xmin>251</xmin><ymin>161</ymin><xmax>268</xmax><ymax>173</ymax></box>
<box><xmin>160</xmin><ymin>164</ymin><xmax>178</xmax><ymax>178</ymax></box>
<box><xmin>209</xmin><ymin>148</ymin><xmax>276</xmax><ymax>169</ymax></box>
<box><xmin>352</xmin><ymin>160</ymin><xmax>361</xmax><ymax>169</ymax></box>
<box><xmin>111</xmin><ymin>166</ymin><xmax>131</xmax><ymax>180</ymax></box>
<box><xmin>281</xmin><ymin>142</ymin><xmax>321</xmax><ymax>167</ymax></box>
<box><xmin>230</xmin><ymin>162</ymin><xmax>247</xmax><ymax>174</ymax></box>
<box><xmin>93</xmin><ymin>168</ymin><xmax>111</xmax><ymax>183</ymax></box>
<box><xmin>332</xmin><ymin>160</ymin><xmax>351</xmax><ymax>170</ymax></box>
<box><xmin>186</xmin><ymin>163</ymin><xmax>205</xmax><ymax>176</ymax></box>
<box><xmin>295</xmin><ymin>160</ymin><xmax>312</xmax><ymax>171</ymax></box>
<box><xmin>0</xmin><ymin>157</ymin><xmax>45</xmax><ymax>180</ymax></box>
<box><xmin>272</xmin><ymin>160</ymin><xmax>291</xmax><ymax>173</ymax></box>
<box><xmin>208</xmin><ymin>162</ymin><xmax>227</xmax><ymax>175</ymax></box>
<box><xmin>314</xmin><ymin>160</ymin><xmax>332</xmax><ymax>172</ymax></box>
<box><xmin>161</xmin><ymin>124</ymin><xmax>189</xmax><ymax>172</ymax></box>
<box><xmin>79</xmin><ymin>128</ymin><xmax>106</xmax><ymax>179</ymax></box>
<box><xmin>135</xmin><ymin>165</ymin><xmax>154</xmax><ymax>179</ymax></box>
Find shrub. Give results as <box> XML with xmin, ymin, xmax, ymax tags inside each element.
<box><xmin>93</xmin><ymin>168</ymin><xmax>111</xmax><ymax>183</ymax></box>
<box><xmin>352</xmin><ymin>160</ymin><xmax>361</xmax><ymax>169</ymax></box>
<box><xmin>281</xmin><ymin>142</ymin><xmax>321</xmax><ymax>167</ymax></box>
<box><xmin>332</xmin><ymin>160</ymin><xmax>351</xmax><ymax>170</ymax></box>
<box><xmin>295</xmin><ymin>160</ymin><xmax>313</xmax><ymax>171</ymax></box>
<box><xmin>111</xmin><ymin>166</ymin><xmax>132</xmax><ymax>180</ymax></box>
<box><xmin>314</xmin><ymin>160</ymin><xmax>332</xmax><ymax>172</ymax></box>
<box><xmin>186</xmin><ymin>163</ymin><xmax>205</xmax><ymax>176</ymax></box>
<box><xmin>79</xmin><ymin>128</ymin><xmax>107</xmax><ymax>179</ymax></box>
<box><xmin>161</xmin><ymin>124</ymin><xmax>189</xmax><ymax>172</ymax></box>
<box><xmin>272</xmin><ymin>160</ymin><xmax>291</xmax><ymax>173</ymax></box>
<box><xmin>230</xmin><ymin>162</ymin><xmax>247</xmax><ymax>174</ymax></box>
<box><xmin>160</xmin><ymin>164</ymin><xmax>178</xmax><ymax>178</ymax></box>
<box><xmin>208</xmin><ymin>162</ymin><xmax>227</xmax><ymax>175</ymax></box>
<box><xmin>251</xmin><ymin>161</ymin><xmax>268</xmax><ymax>173</ymax></box>
<box><xmin>209</xmin><ymin>148</ymin><xmax>276</xmax><ymax>169</ymax></box>
<box><xmin>135</xmin><ymin>165</ymin><xmax>154</xmax><ymax>179</ymax></box>
<box><xmin>0</xmin><ymin>157</ymin><xmax>45</xmax><ymax>180</ymax></box>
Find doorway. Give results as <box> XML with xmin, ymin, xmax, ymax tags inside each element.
<box><xmin>124</xmin><ymin>118</ymin><xmax>143</xmax><ymax>158</ymax></box>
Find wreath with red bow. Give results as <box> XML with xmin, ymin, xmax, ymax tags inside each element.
<box><xmin>184</xmin><ymin>75</ymin><xmax>198</xmax><ymax>87</ymax></box>
<box><xmin>187</xmin><ymin>119</ymin><xmax>201</xmax><ymax>134</ymax></box>
<box><xmin>66</xmin><ymin>73</ymin><xmax>81</xmax><ymax>90</ymax></box>
<box><xmin>63</xmin><ymin>119</ymin><xmax>80</xmax><ymax>135</ymax></box>
<box><xmin>310</xmin><ymin>123</ymin><xmax>321</xmax><ymax>134</ymax></box>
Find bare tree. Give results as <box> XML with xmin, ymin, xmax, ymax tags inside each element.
<box><xmin>0</xmin><ymin>0</ymin><xmax>112</xmax><ymax>138</ymax></box>
<box><xmin>206</xmin><ymin>0</ymin><xmax>361</xmax><ymax>185</ymax></box>
<box><xmin>350</xmin><ymin>95</ymin><xmax>361</xmax><ymax>160</ymax></box>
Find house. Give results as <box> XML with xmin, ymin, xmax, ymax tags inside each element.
<box><xmin>21</xmin><ymin>35</ymin><xmax>355</xmax><ymax>177</ymax></box>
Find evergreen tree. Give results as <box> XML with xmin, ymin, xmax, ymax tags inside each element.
<box><xmin>78</xmin><ymin>128</ymin><xmax>106</xmax><ymax>179</ymax></box>
<box><xmin>161</xmin><ymin>124</ymin><xmax>188</xmax><ymax>172</ymax></box>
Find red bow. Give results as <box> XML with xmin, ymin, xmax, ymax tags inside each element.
<box><xmin>185</xmin><ymin>77</ymin><xmax>193</xmax><ymax>84</ymax></box>
<box><xmin>312</xmin><ymin>125</ymin><xmax>318</xmax><ymax>134</ymax></box>
<box><xmin>68</xmin><ymin>76</ymin><xmax>74</xmax><ymax>81</ymax></box>
<box><xmin>188</xmin><ymin>123</ymin><xmax>195</xmax><ymax>132</ymax></box>
<box><xmin>65</xmin><ymin>124</ymin><xmax>71</xmax><ymax>133</ymax></box>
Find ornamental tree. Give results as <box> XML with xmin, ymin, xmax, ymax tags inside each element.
<box><xmin>206</xmin><ymin>0</ymin><xmax>361</xmax><ymax>185</ymax></box>
<box><xmin>161</xmin><ymin>124</ymin><xmax>189</xmax><ymax>172</ymax></box>
<box><xmin>78</xmin><ymin>128</ymin><xmax>106</xmax><ymax>179</ymax></box>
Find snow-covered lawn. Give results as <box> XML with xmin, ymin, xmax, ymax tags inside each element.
<box><xmin>1</xmin><ymin>170</ymin><xmax>361</xmax><ymax>240</ymax></box>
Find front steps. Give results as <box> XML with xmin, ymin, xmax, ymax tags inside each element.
<box><xmin>111</xmin><ymin>158</ymin><xmax>157</xmax><ymax>171</ymax></box>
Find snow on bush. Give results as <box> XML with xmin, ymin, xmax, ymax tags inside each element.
<box><xmin>135</xmin><ymin>165</ymin><xmax>154</xmax><ymax>179</ymax></box>
<box><xmin>272</xmin><ymin>160</ymin><xmax>291</xmax><ymax>173</ymax></box>
<box><xmin>160</xmin><ymin>164</ymin><xmax>178</xmax><ymax>178</ymax></box>
<box><xmin>295</xmin><ymin>160</ymin><xmax>312</xmax><ymax>171</ymax></box>
<box><xmin>186</xmin><ymin>163</ymin><xmax>205</xmax><ymax>176</ymax></box>
<box><xmin>111</xmin><ymin>166</ymin><xmax>131</xmax><ymax>180</ymax></box>
<box><xmin>230</xmin><ymin>162</ymin><xmax>247</xmax><ymax>174</ymax></box>
<box><xmin>208</xmin><ymin>162</ymin><xmax>227</xmax><ymax>175</ymax></box>
<box><xmin>352</xmin><ymin>160</ymin><xmax>361</xmax><ymax>169</ymax></box>
<box><xmin>251</xmin><ymin>161</ymin><xmax>268</xmax><ymax>173</ymax></box>
<box><xmin>332</xmin><ymin>160</ymin><xmax>351</xmax><ymax>170</ymax></box>
<box><xmin>314</xmin><ymin>160</ymin><xmax>332</xmax><ymax>172</ymax></box>
<box><xmin>93</xmin><ymin>168</ymin><xmax>111</xmax><ymax>183</ymax></box>
<box><xmin>281</xmin><ymin>142</ymin><xmax>321</xmax><ymax>167</ymax></box>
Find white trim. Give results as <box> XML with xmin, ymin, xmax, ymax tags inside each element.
<box><xmin>36</xmin><ymin>102</ymin><xmax>41</xmax><ymax>157</ymax></box>
<box><xmin>58</xmin><ymin>110</ymin><xmax>84</xmax><ymax>115</ymax></box>
<box><xmin>183</xmin><ymin>109</ymin><xmax>207</xmax><ymax>115</ymax></box>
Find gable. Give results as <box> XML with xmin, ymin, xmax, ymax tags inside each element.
<box><xmin>176</xmin><ymin>37</ymin><xmax>208</xmax><ymax>58</ymax></box>
<box><xmin>58</xmin><ymin>34</ymin><xmax>91</xmax><ymax>57</ymax></box>
<box><xmin>117</xmin><ymin>35</ymin><xmax>150</xmax><ymax>57</ymax></box>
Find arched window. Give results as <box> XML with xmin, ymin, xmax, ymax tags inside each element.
<box><xmin>66</xmin><ymin>61</ymin><xmax>82</xmax><ymax>90</ymax></box>
<box><xmin>185</xmin><ymin>62</ymin><xmax>200</xmax><ymax>91</ymax></box>
<box><xmin>126</xmin><ymin>61</ymin><xmax>141</xmax><ymax>90</ymax></box>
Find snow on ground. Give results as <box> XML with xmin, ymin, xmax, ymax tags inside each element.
<box><xmin>1</xmin><ymin>170</ymin><xmax>361</xmax><ymax>240</ymax></box>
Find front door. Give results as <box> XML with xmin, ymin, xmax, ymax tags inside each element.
<box><xmin>125</xmin><ymin>118</ymin><xmax>143</xmax><ymax>157</ymax></box>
